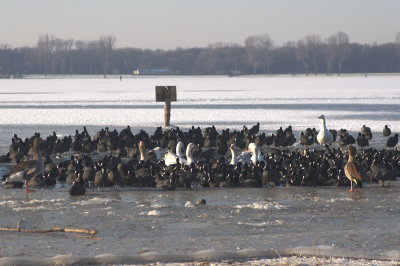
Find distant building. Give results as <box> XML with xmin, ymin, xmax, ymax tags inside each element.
<box><xmin>133</xmin><ymin>69</ymin><xmax>174</xmax><ymax>75</ymax></box>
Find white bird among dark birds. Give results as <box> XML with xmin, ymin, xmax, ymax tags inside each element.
<box><xmin>317</xmin><ymin>114</ymin><xmax>333</xmax><ymax>147</ymax></box>
<box><xmin>164</xmin><ymin>141</ymin><xmax>187</xmax><ymax>166</ymax></box>
<box><xmin>1</xmin><ymin>137</ymin><xmax>43</xmax><ymax>193</ymax></box>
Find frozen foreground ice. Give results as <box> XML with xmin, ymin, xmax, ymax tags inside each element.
<box><xmin>1</xmin><ymin>180</ymin><xmax>400</xmax><ymax>266</ymax></box>
<box><xmin>0</xmin><ymin>75</ymin><xmax>400</xmax><ymax>265</ymax></box>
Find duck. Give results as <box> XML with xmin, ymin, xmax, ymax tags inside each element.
<box><xmin>69</xmin><ymin>179</ymin><xmax>86</xmax><ymax>196</ymax></box>
<box><xmin>356</xmin><ymin>133</ymin><xmax>369</xmax><ymax>149</ymax></box>
<box><xmin>94</xmin><ymin>167</ymin><xmax>109</xmax><ymax>191</ymax></box>
<box><xmin>383</xmin><ymin>125</ymin><xmax>391</xmax><ymax>137</ymax></box>
<box><xmin>0</xmin><ymin>152</ymin><xmax>11</xmax><ymax>163</ymax></box>
<box><xmin>344</xmin><ymin>145</ymin><xmax>365</xmax><ymax>192</ymax></box>
<box><xmin>1</xmin><ymin>137</ymin><xmax>43</xmax><ymax>193</ymax></box>
<box><xmin>316</xmin><ymin>115</ymin><xmax>333</xmax><ymax>146</ymax></box>
<box><xmin>300</xmin><ymin>132</ymin><xmax>314</xmax><ymax>146</ymax></box>
<box><xmin>108</xmin><ymin>166</ymin><xmax>122</xmax><ymax>188</ymax></box>
<box><xmin>262</xmin><ymin>165</ymin><xmax>277</xmax><ymax>187</ymax></box>
<box><xmin>386</xmin><ymin>134</ymin><xmax>399</xmax><ymax>149</ymax></box>
<box><xmin>361</xmin><ymin>125</ymin><xmax>371</xmax><ymax>135</ymax></box>
<box><xmin>28</xmin><ymin>173</ymin><xmax>46</xmax><ymax>188</ymax></box>
<box><xmin>156</xmin><ymin>172</ymin><xmax>177</xmax><ymax>191</ymax></box>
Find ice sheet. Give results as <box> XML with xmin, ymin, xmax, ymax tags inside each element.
<box><xmin>0</xmin><ymin>75</ymin><xmax>399</xmax><ymax>132</ymax></box>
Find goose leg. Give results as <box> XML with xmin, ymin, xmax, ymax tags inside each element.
<box><xmin>25</xmin><ymin>181</ymin><xmax>35</xmax><ymax>193</ymax></box>
<box><xmin>348</xmin><ymin>181</ymin><xmax>354</xmax><ymax>192</ymax></box>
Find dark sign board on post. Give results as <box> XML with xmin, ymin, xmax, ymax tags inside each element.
<box><xmin>155</xmin><ymin>86</ymin><xmax>177</xmax><ymax>102</ymax></box>
<box><xmin>155</xmin><ymin>86</ymin><xmax>177</xmax><ymax>127</ymax></box>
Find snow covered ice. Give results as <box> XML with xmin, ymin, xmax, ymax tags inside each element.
<box><xmin>0</xmin><ymin>75</ymin><xmax>400</xmax><ymax>265</ymax></box>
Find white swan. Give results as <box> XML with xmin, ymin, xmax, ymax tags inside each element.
<box><xmin>164</xmin><ymin>141</ymin><xmax>187</xmax><ymax>166</ymax></box>
<box><xmin>185</xmin><ymin>143</ymin><xmax>196</xmax><ymax>166</ymax></box>
<box><xmin>317</xmin><ymin>114</ymin><xmax>333</xmax><ymax>146</ymax></box>
<box><xmin>248</xmin><ymin>143</ymin><xmax>265</xmax><ymax>164</ymax></box>
<box><xmin>230</xmin><ymin>144</ymin><xmax>238</xmax><ymax>165</ymax></box>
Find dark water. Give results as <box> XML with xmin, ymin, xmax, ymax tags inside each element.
<box><xmin>1</xmin><ymin>179</ymin><xmax>399</xmax><ymax>262</ymax></box>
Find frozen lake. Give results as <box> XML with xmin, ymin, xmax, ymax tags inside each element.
<box><xmin>0</xmin><ymin>74</ymin><xmax>399</xmax><ymax>132</ymax></box>
<box><xmin>0</xmin><ymin>75</ymin><xmax>400</xmax><ymax>265</ymax></box>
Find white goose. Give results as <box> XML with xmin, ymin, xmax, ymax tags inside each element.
<box><xmin>164</xmin><ymin>141</ymin><xmax>187</xmax><ymax>166</ymax></box>
<box><xmin>317</xmin><ymin>114</ymin><xmax>333</xmax><ymax>146</ymax></box>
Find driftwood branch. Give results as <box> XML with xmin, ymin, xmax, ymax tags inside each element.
<box><xmin>73</xmin><ymin>233</ymin><xmax>103</xmax><ymax>240</ymax></box>
<box><xmin>0</xmin><ymin>221</ymin><xmax>97</xmax><ymax>237</ymax></box>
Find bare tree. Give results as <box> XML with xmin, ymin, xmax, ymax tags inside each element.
<box><xmin>36</xmin><ymin>34</ymin><xmax>56</xmax><ymax>76</ymax></box>
<box><xmin>396</xmin><ymin>32</ymin><xmax>400</xmax><ymax>53</ymax></box>
<box><xmin>296</xmin><ymin>39</ymin><xmax>310</xmax><ymax>75</ymax></box>
<box><xmin>244</xmin><ymin>34</ymin><xmax>274</xmax><ymax>74</ymax></box>
<box><xmin>305</xmin><ymin>35</ymin><xmax>322</xmax><ymax>75</ymax></box>
<box><xmin>336</xmin><ymin>32</ymin><xmax>350</xmax><ymax>75</ymax></box>
<box><xmin>60</xmin><ymin>39</ymin><xmax>74</xmax><ymax>75</ymax></box>
<box><xmin>97</xmin><ymin>35</ymin><xmax>116</xmax><ymax>78</ymax></box>
<box><xmin>325</xmin><ymin>35</ymin><xmax>337</xmax><ymax>76</ymax></box>
<box><xmin>396</xmin><ymin>32</ymin><xmax>400</xmax><ymax>72</ymax></box>
<box><xmin>50</xmin><ymin>38</ymin><xmax>64</xmax><ymax>75</ymax></box>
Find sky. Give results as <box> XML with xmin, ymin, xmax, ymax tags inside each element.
<box><xmin>1</xmin><ymin>0</ymin><xmax>399</xmax><ymax>50</ymax></box>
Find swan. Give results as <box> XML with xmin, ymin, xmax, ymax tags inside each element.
<box><xmin>248</xmin><ymin>143</ymin><xmax>265</xmax><ymax>164</ymax></box>
<box><xmin>230</xmin><ymin>144</ymin><xmax>238</xmax><ymax>165</ymax></box>
<box><xmin>164</xmin><ymin>141</ymin><xmax>187</xmax><ymax>166</ymax></box>
<box><xmin>185</xmin><ymin>143</ymin><xmax>196</xmax><ymax>166</ymax></box>
<box><xmin>316</xmin><ymin>115</ymin><xmax>333</xmax><ymax>146</ymax></box>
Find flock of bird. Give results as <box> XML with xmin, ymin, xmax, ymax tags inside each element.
<box><xmin>0</xmin><ymin>115</ymin><xmax>399</xmax><ymax>196</ymax></box>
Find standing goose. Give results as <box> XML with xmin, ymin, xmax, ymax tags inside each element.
<box><xmin>1</xmin><ymin>137</ymin><xmax>43</xmax><ymax>192</ymax></box>
<box><xmin>344</xmin><ymin>145</ymin><xmax>365</xmax><ymax>192</ymax></box>
<box><xmin>138</xmin><ymin>141</ymin><xmax>161</xmax><ymax>162</ymax></box>
<box><xmin>316</xmin><ymin>115</ymin><xmax>333</xmax><ymax>147</ymax></box>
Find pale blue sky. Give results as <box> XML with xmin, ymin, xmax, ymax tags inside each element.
<box><xmin>1</xmin><ymin>0</ymin><xmax>399</xmax><ymax>49</ymax></box>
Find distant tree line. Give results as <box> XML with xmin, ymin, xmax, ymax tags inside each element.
<box><xmin>1</xmin><ymin>32</ymin><xmax>400</xmax><ymax>76</ymax></box>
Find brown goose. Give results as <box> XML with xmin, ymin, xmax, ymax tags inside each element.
<box><xmin>2</xmin><ymin>137</ymin><xmax>43</xmax><ymax>192</ymax></box>
<box><xmin>344</xmin><ymin>145</ymin><xmax>365</xmax><ymax>192</ymax></box>
<box><xmin>139</xmin><ymin>141</ymin><xmax>161</xmax><ymax>162</ymax></box>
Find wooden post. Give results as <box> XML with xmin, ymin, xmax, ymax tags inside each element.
<box><xmin>164</xmin><ymin>86</ymin><xmax>171</xmax><ymax>127</ymax></box>
<box><xmin>155</xmin><ymin>86</ymin><xmax>176</xmax><ymax>128</ymax></box>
